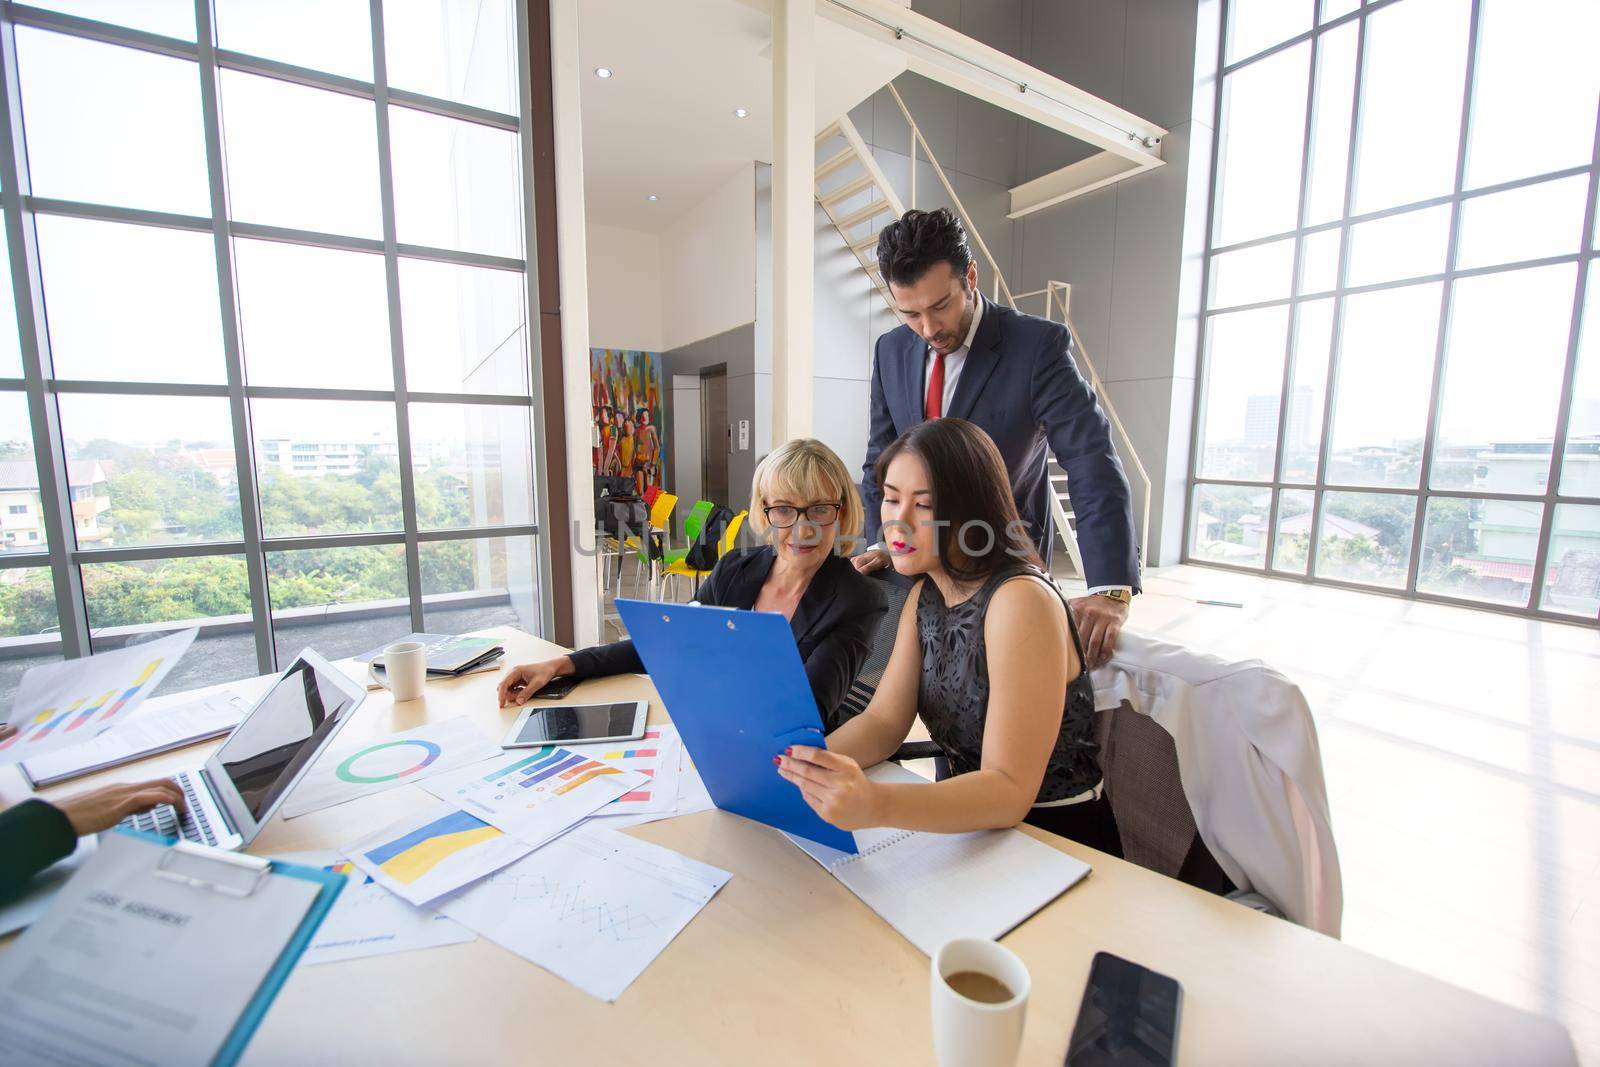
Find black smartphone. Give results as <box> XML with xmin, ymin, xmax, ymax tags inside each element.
<box><xmin>1064</xmin><ymin>952</ymin><xmax>1182</xmax><ymax>1067</ymax></box>
<box><xmin>530</xmin><ymin>675</ymin><xmax>582</xmax><ymax>700</ymax></box>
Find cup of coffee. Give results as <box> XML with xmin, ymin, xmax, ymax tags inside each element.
<box><xmin>931</xmin><ymin>937</ymin><xmax>1031</xmax><ymax>1067</ymax></box>
<box><xmin>368</xmin><ymin>640</ymin><xmax>427</xmax><ymax>701</ymax></box>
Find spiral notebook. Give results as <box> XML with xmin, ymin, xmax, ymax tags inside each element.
<box><xmin>784</xmin><ymin>765</ymin><xmax>1092</xmax><ymax>956</ymax></box>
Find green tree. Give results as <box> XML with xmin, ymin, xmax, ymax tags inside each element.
<box><xmin>0</xmin><ymin>571</ymin><xmax>59</xmax><ymax>636</ymax></box>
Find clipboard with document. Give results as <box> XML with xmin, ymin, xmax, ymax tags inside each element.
<box><xmin>614</xmin><ymin>598</ymin><xmax>858</xmax><ymax>853</ymax></box>
<box><xmin>0</xmin><ymin>830</ymin><xmax>342</xmax><ymax>1067</ymax></box>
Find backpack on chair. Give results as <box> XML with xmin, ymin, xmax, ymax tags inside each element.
<box><xmin>683</xmin><ymin>505</ymin><xmax>736</xmax><ymax>572</ymax></box>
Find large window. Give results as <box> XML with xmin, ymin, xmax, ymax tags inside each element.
<box><xmin>0</xmin><ymin>0</ymin><xmax>541</xmax><ymax>705</ymax></box>
<box><xmin>1190</xmin><ymin>0</ymin><xmax>1600</xmax><ymax>622</ymax></box>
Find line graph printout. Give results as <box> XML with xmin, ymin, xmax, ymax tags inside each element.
<box><xmin>439</xmin><ymin>827</ymin><xmax>730</xmax><ymax>1001</ymax></box>
<box><xmin>419</xmin><ymin>746</ymin><xmax>647</xmax><ymax>848</ymax></box>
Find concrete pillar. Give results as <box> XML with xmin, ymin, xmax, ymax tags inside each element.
<box><xmin>771</xmin><ymin>0</ymin><xmax>814</xmax><ymax>442</ymax></box>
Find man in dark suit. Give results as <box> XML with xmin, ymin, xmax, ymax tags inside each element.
<box><xmin>856</xmin><ymin>208</ymin><xmax>1139</xmax><ymax>665</ymax></box>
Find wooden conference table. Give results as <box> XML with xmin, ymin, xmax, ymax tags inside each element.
<box><xmin>1</xmin><ymin>625</ymin><xmax>1577</xmax><ymax>1066</ymax></box>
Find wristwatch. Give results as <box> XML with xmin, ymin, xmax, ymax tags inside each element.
<box><xmin>1092</xmin><ymin>588</ymin><xmax>1132</xmax><ymax>605</ymax></box>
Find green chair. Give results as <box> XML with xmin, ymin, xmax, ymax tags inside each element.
<box><xmin>656</xmin><ymin>500</ymin><xmax>714</xmax><ymax>600</ymax></box>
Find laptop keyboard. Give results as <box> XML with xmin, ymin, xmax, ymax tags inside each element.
<box><xmin>120</xmin><ymin>772</ymin><xmax>220</xmax><ymax>846</ymax></box>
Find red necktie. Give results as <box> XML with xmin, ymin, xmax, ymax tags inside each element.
<box><xmin>925</xmin><ymin>349</ymin><xmax>945</xmax><ymax>420</ymax></box>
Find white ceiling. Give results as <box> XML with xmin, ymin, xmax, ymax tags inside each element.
<box><xmin>578</xmin><ymin>0</ymin><xmax>907</xmax><ymax>233</ymax></box>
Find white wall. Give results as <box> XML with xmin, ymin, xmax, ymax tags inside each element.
<box><xmin>585</xmin><ymin>222</ymin><xmax>663</xmax><ymax>352</ymax></box>
<box><xmin>810</xmin><ymin>200</ymin><xmax>877</xmax><ymax>487</ymax></box>
<box><xmin>660</xmin><ymin>164</ymin><xmax>757</xmax><ymax>352</ymax></box>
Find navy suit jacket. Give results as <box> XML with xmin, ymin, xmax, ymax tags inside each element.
<box><xmin>861</xmin><ymin>296</ymin><xmax>1141</xmax><ymax>591</ymax></box>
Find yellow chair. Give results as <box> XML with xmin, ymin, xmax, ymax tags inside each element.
<box><xmin>662</xmin><ymin>509</ymin><xmax>746</xmax><ymax>602</ymax></box>
<box><xmin>623</xmin><ymin>491</ymin><xmax>677</xmax><ymax>595</ymax></box>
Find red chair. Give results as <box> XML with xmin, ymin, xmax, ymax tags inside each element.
<box><xmin>643</xmin><ymin>485</ymin><xmax>662</xmax><ymax>507</ymax></box>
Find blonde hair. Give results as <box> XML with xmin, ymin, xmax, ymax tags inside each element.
<box><xmin>747</xmin><ymin>438</ymin><xmax>865</xmax><ymax>550</ymax></box>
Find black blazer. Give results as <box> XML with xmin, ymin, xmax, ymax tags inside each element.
<box><xmin>861</xmin><ymin>296</ymin><xmax>1141</xmax><ymax>590</ymax></box>
<box><xmin>568</xmin><ymin>546</ymin><xmax>888</xmax><ymax>726</ymax></box>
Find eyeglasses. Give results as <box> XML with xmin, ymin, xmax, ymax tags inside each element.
<box><xmin>763</xmin><ymin>503</ymin><xmax>841</xmax><ymax>528</ymax></box>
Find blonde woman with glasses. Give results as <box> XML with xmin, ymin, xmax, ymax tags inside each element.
<box><xmin>500</xmin><ymin>439</ymin><xmax>888</xmax><ymax>728</ymax></box>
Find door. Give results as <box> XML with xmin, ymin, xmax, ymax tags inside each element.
<box><xmin>700</xmin><ymin>366</ymin><xmax>728</xmax><ymax>507</ymax></box>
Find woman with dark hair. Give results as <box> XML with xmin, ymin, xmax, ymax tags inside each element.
<box><xmin>775</xmin><ymin>417</ymin><xmax>1121</xmax><ymax>853</ymax></box>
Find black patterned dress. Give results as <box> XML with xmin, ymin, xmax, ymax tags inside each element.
<box><xmin>915</xmin><ymin>563</ymin><xmax>1102</xmax><ymax>803</ymax></box>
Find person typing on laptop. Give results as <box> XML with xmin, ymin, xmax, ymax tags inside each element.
<box><xmin>498</xmin><ymin>438</ymin><xmax>888</xmax><ymax>729</ymax></box>
<box><xmin>0</xmin><ymin>722</ymin><xmax>183</xmax><ymax>899</ymax></box>
<box><xmin>775</xmin><ymin>418</ymin><xmax>1121</xmax><ymax>855</ymax></box>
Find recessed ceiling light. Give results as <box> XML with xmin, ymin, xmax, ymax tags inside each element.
<box><xmin>647</xmin><ymin>194</ymin><xmax>658</xmax><ymax>202</ymax></box>
<box><xmin>733</xmin><ymin>107</ymin><xmax>749</xmax><ymax>118</ymax></box>
<box><xmin>594</xmin><ymin>66</ymin><xmax>613</xmax><ymax>79</ymax></box>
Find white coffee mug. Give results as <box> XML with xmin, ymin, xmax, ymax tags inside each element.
<box><xmin>368</xmin><ymin>640</ymin><xmax>427</xmax><ymax>701</ymax></box>
<box><xmin>931</xmin><ymin>937</ymin><xmax>1032</xmax><ymax>1067</ymax></box>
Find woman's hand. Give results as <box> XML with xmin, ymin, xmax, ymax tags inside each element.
<box><xmin>776</xmin><ymin>745</ymin><xmax>883</xmax><ymax>831</ymax></box>
<box><xmin>57</xmin><ymin>778</ymin><xmax>185</xmax><ymax>836</ymax></box>
<box><xmin>496</xmin><ymin>657</ymin><xmax>573</xmax><ymax>707</ymax></box>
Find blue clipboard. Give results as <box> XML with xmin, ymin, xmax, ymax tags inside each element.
<box><xmin>615</xmin><ymin>598</ymin><xmax>859</xmax><ymax>853</ymax></box>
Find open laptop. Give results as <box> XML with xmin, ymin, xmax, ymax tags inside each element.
<box><xmin>119</xmin><ymin>649</ymin><xmax>365</xmax><ymax>850</ymax></box>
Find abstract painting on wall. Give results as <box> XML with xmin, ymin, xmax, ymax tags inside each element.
<box><xmin>590</xmin><ymin>348</ymin><xmax>664</xmax><ymax>494</ymax></box>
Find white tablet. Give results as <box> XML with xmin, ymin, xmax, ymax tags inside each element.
<box><xmin>502</xmin><ymin>700</ymin><xmax>649</xmax><ymax>748</ymax></box>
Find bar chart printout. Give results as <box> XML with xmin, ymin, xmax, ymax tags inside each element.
<box><xmin>420</xmin><ymin>746</ymin><xmax>647</xmax><ymax>848</ymax></box>
<box><xmin>568</xmin><ymin>726</ymin><xmax>683</xmax><ymax>816</ymax></box>
<box><xmin>0</xmin><ymin>628</ymin><xmax>197</xmax><ymax>766</ymax></box>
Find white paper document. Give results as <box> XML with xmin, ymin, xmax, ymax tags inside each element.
<box><xmin>0</xmin><ymin>628</ymin><xmax>197</xmax><ymax>765</ymax></box>
<box><xmin>440</xmin><ymin>827</ymin><xmax>731</xmax><ymax>1002</ymax></box>
<box><xmin>280</xmin><ymin>716</ymin><xmax>502</xmax><ymax>819</ymax></box>
<box><xmin>275</xmin><ymin>850</ymin><xmax>475</xmax><ymax>965</ymax></box>
<box><xmin>783</xmin><ymin>764</ymin><xmax>1092</xmax><ymax>956</ymax></box>
<box><xmin>419</xmin><ymin>745</ymin><xmax>646</xmax><ymax>847</ymax></box>
<box><xmin>19</xmin><ymin>691</ymin><xmax>249</xmax><ymax>787</ymax></box>
<box><xmin>342</xmin><ymin>800</ymin><xmax>536</xmax><ymax>906</ymax></box>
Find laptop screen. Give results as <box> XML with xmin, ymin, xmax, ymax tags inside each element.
<box><xmin>211</xmin><ymin>656</ymin><xmax>361</xmax><ymax>821</ymax></box>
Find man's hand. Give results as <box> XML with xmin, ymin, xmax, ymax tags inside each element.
<box><xmin>852</xmin><ymin>547</ymin><xmax>890</xmax><ymax>575</ymax></box>
<box><xmin>57</xmin><ymin>779</ymin><xmax>185</xmax><ymax>836</ymax></box>
<box><xmin>1067</xmin><ymin>594</ymin><xmax>1129</xmax><ymax>669</ymax></box>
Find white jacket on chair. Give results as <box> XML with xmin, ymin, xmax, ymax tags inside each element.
<box><xmin>1090</xmin><ymin>633</ymin><xmax>1343</xmax><ymax>938</ymax></box>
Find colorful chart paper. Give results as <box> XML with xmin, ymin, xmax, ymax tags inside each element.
<box><xmin>276</xmin><ymin>849</ymin><xmax>476</xmax><ymax>966</ymax></box>
<box><xmin>279</xmin><ymin>716</ymin><xmax>501</xmax><ymax>819</ymax></box>
<box><xmin>0</xmin><ymin>628</ymin><xmax>196</xmax><ymax>766</ymax></box>
<box><xmin>342</xmin><ymin>801</ymin><xmax>535</xmax><ymax>906</ymax></box>
<box><xmin>419</xmin><ymin>745</ymin><xmax>647</xmax><ymax>849</ymax></box>
<box><xmin>567</xmin><ymin>726</ymin><xmax>683</xmax><ymax>816</ymax></box>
